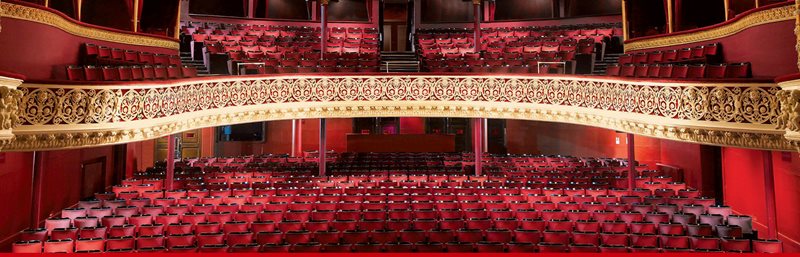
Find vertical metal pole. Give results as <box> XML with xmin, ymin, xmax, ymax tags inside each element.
<box><xmin>320</xmin><ymin>0</ymin><xmax>328</xmax><ymax>59</ymax></box>
<box><xmin>627</xmin><ymin>133</ymin><xmax>636</xmax><ymax>192</ymax></box>
<box><xmin>473</xmin><ymin>118</ymin><xmax>483</xmax><ymax>176</ymax></box>
<box><xmin>473</xmin><ymin>0</ymin><xmax>481</xmax><ymax>52</ymax></box>
<box><xmin>165</xmin><ymin>134</ymin><xmax>175</xmax><ymax>191</ymax></box>
<box><xmin>762</xmin><ymin>151</ymin><xmax>778</xmax><ymax>239</ymax></box>
<box><xmin>319</xmin><ymin>119</ymin><xmax>327</xmax><ymax>177</ymax></box>
<box><xmin>247</xmin><ymin>0</ymin><xmax>255</xmax><ymax>18</ymax></box>
<box><xmin>723</xmin><ymin>0</ymin><xmax>730</xmax><ymax>20</ymax></box>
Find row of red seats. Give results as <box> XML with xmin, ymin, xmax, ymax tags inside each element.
<box><xmin>14</xmin><ymin>237</ymin><xmax>782</xmax><ymax>253</ymax></box>
<box><xmin>606</xmin><ymin>63</ymin><xmax>751</xmax><ymax>79</ymax></box>
<box><xmin>618</xmin><ymin>43</ymin><xmax>721</xmax><ymax>65</ymax></box>
<box><xmin>84</xmin><ymin>44</ymin><xmax>182</xmax><ymax>67</ymax></box>
<box><xmin>66</xmin><ymin>65</ymin><xmax>198</xmax><ymax>81</ymax></box>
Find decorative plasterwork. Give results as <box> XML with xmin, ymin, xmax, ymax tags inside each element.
<box><xmin>4</xmin><ymin>75</ymin><xmax>789</xmax><ymax>152</ymax></box>
<box><xmin>625</xmin><ymin>4</ymin><xmax>795</xmax><ymax>52</ymax></box>
<box><xmin>777</xmin><ymin>78</ymin><xmax>800</xmax><ymax>151</ymax></box>
<box><xmin>0</xmin><ymin>2</ymin><xmax>179</xmax><ymax>50</ymax></box>
<box><xmin>0</xmin><ymin>76</ymin><xmax>23</xmax><ymax>150</ymax></box>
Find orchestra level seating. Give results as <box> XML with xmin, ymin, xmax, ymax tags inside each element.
<box><xmin>11</xmin><ymin>153</ymin><xmax>782</xmax><ymax>253</ymax></box>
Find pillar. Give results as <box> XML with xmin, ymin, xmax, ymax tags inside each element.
<box><xmin>666</xmin><ymin>0</ymin><xmax>674</xmax><ymax>33</ymax></box>
<box><xmin>165</xmin><ymin>134</ymin><xmax>175</xmax><ymax>191</ymax></box>
<box><xmin>132</xmin><ymin>0</ymin><xmax>140</xmax><ymax>32</ymax></box>
<box><xmin>292</xmin><ymin>119</ymin><xmax>303</xmax><ymax>157</ymax></box>
<box><xmin>320</xmin><ymin>0</ymin><xmax>329</xmax><ymax>58</ymax></box>
<box><xmin>482</xmin><ymin>118</ymin><xmax>488</xmax><ymax>153</ymax></box>
<box><xmin>724</xmin><ymin>0</ymin><xmax>730</xmax><ymax>20</ymax></box>
<box><xmin>31</xmin><ymin>151</ymin><xmax>45</xmax><ymax>227</ymax></box>
<box><xmin>175</xmin><ymin>0</ymin><xmax>182</xmax><ymax>39</ymax></box>
<box><xmin>75</xmin><ymin>0</ymin><xmax>83</xmax><ymax>21</ymax></box>
<box><xmin>621</xmin><ymin>0</ymin><xmax>629</xmax><ymax>40</ymax></box>
<box><xmin>247</xmin><ymin>0</ymin><xmax>255</xmax><ymax>18</ymax></box>
<box><xmin>627</xmin><ymin>133</ymin><xmax>636</xmax><ymax>192</ymax></box>
<box><xmin>472</xmin><ymin>118</ymin><xmax>483</xmax><ymax>176</ymax></box>
<box><xmin>473</xmin><ymin>0</ymin><xmax>481</xmax><ymax>52</ymax></box>
<box><xmin>319</xmin><ymin>119</ymin><xmax>327</xmax><ymax>176</ymax></box>
<box><xmin>762</xmin><ymin>151</ymin><xmax>778</xmax><ymax>239</ymax></box>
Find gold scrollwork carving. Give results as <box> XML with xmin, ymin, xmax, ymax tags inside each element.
<box><xmin>5</xmin><ymin>76</ymin><xmax>789</xmax><ymax>151</ymax></box>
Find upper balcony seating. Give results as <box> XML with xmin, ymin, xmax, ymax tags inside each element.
<box><xmin>606</xmin><ymin>43</ymin><xmax>753</xmax><ymax>79</ymax></box>
<box><xmin>182</xmin><ymin>22</ymin><xmax>381</xmax><ymax>74</ymax></box>
<box><xmin>416</xmin><ymin>23</ymin><xmax>621</xmax><ymax>74</ymax></box>
<box><xmin>12</xmin><ymin>152</ymin><xmax>781</xmax><ymax>253</ymax></box>
<box><xmin>66</xmin><ymin>65</ymin><xmax>197</xmax><ymax>81</ymax></box>
<box><xmin>84</xmin><ymin>43</ymin><xmax>182</xmax><ymax>67</ymax></box>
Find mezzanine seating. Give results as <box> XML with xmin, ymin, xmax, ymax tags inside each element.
<box><xmin>417</xmin><ymin>23</ymin><xmax>621</xmax><ymax>74</ymax></box>
<box><xmin>182</xmin><ymin>22</ymin><xmax>381</xmax><ymax>75</ymax></box>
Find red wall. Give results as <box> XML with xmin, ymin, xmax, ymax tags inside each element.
<box><xmin>0</xmin><ymin>146</ymin><xmax>116</xmax><ymax>250</ymax></box>
<box><xmin>722</xmin><ymin>148</ymin><xmax>800</xmax><ymax>252</ymax></box>
<box><xmin>0</xmin><ymin>14</ymin><xmax>177</xmax><ymax>80</ymax></box>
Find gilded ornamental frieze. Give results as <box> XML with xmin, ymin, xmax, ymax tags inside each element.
<box><xmin>0</xmin><ymin>76</ymin><xmax>22</xmax><ymax>149</ymax></box>
<box><xmin>1</xmin><ymin>75</ymin><xmax>790</xmax><ymax>152</ymax></box>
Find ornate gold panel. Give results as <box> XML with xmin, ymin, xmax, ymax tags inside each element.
<box><xmin>1</xmin><ymin>75</ymin><xmax>791</xmax><ymax>152</ymax></box>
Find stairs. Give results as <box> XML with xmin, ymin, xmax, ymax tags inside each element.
<box><xmin>592</xmin><ymin>52</ymin><xmax>622</xmax><ymax>75</ymax></box>
<box><xmin>180</xmin><ymin>52</ymin><xmax>213</xmax><ymax>76</ymax></box>
<box><xmin>380</xmin><ymin>52</ymin><xmax>420</xmax><ymax>73</ymax></box>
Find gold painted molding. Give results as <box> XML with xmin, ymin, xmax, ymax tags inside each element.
<box><xmin>625</xmin><ymin>4</ymin><xmax>794</xmax><ymax>52</ymax></box>
<box><xmin>3</xmin><ymin>75</ymin><xmax>790</xmax><ymax>152</ymax></box>
<box><xmin>1</xmin><ymin>2</ymin><xmax>179</xmax><ymax>50</ymax></box>
<box><xmin>0</xmin><ymin>76</ymin><xmax>23</xmax><ymax>149</ymax></box>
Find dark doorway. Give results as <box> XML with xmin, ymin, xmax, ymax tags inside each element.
<box><xmin>382</xmin><ymin>0</ymin><xmax>411</xmax><ymax>52</ymax></box>
<box><xmin>81</xmin><ymin>157</ymin><xmax>107</xmax><ymax>199</ymax></box>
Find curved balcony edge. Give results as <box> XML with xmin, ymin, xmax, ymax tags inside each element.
<box><xmin>1</xmin><ymin>74</ymin><xmax>795</xmax><ymax>152</ymax></box>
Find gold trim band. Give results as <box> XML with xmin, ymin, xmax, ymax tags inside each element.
<box><xmin>1</xmin><ymin>2</ymin><xmax>179</xmax><ymax>50</ymax></box>
<box><xmin>4</xmin><ymin>75</ymin><xmax>789</xmax><ymax>152</ymax></box>
<box><xmin>625</xmin><ymin>4</ymin><xmax>794</xmax><ymax>52</ymax></box>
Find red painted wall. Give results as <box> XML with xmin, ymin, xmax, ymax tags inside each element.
<box><xmin>399</xmin><ymin>117</ymin><xmax>425</xmax><ymax>134</ymax></box>
<box><xmin>0</xmin><ymin>152</ymin><xmax>34</xmax><ymax>250</ymax></box>
<box><xmin>0</xmin><ymin>146</ymin><xmax>116</xmax><ymax>250</ymax></box>
<box><xmin>722</xmin><ymin>147</ymin><xmax>800</xmax><ymax>252</ymax></box>
<box><xmin>0</xmin><ymin>16</ymin><xmax>177</xmax><ymax>80</ymax></box>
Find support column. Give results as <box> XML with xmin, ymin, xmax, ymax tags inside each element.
<box><xmin>31</xmin><ymin>151</ymin><xmax>45</xmax><ymax>228</ymax></box>
<box><xmin>724</xmin><ymin>0</ymin><xmax>730</xmax><ymax>20</ymax></box>
<box><xmin>482</xmin><ymin>118</ymin><xmax>488</xmax><ymax>153</ymax></box>
<box><xmin>621</xmin><ymin>0</ymin><xmax>629</xmax><ymax>41</ymax></box>
<box><xmin>174</xmin><ymin>0</ymin><xmax>182</xmax><ymax>39</ymax></box>
<box><xmin>666</xmin><ymin>0</ymin><xmax>674</xmax><ymax>33</ymax></box>
<box><xmin>320</xmin><ymin>0</ymin><xmax>329</xmax><ymax>58</ymax></box>
<box><xmin>75</xmin><ymin>0</ymin><xmax>83</xmax><ymax>21</ymax></box>
<box><xmin>165</xmin><ymin>134</ymin><xmax>175</xmax><ymax>191</ymax></box>
<box><xmin>762</xmin><ymin>151</ymin><xmax>778</xmax><ymax>239</ymax></box>
<box><xmin>472</xmin><ymin>118</ymin><xmax>483</xmax><ymax>176</ymax></box>
<box><xmin>473</xmin><ymin>0</ymin><xmax>481</xmax><ymax>52</ymax></box>
<box><xmin>319</xmin><ymin>119</ymin><xmax>327</xmax><ymax>177</ymax></box>
<box><xmin>247</xmin><ymin>0</ymin><xmax>255</xmax><ymax>18</ymax></box>
<box><xmin>627</xmin><ymin>133</ymin><xmax>636</xmax><ymax>192</ymax></box>
<box><xmin>132</xmin><ymin>0</ymin><xmax>140</xmax><ymax>32</ymax></box>
<box><xmin>292</xmin><ymin>120</ymin><xmax>303</xmax><ymax>157</ymax></box>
